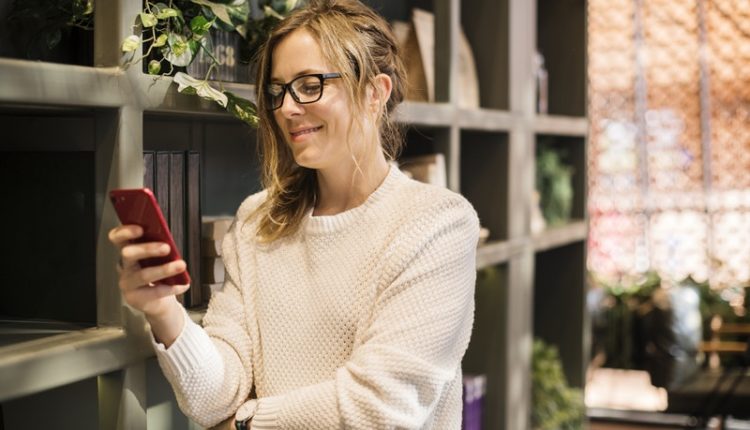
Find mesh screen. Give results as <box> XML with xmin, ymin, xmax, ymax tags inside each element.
<box><xmin>587</xmin><ymin>0</ymin><xmax>750</xmax><ymax>287</ymax></box>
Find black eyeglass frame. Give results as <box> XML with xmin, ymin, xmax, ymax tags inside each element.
<box><xmin>265</xmin><ymin>72</ymin><xmax>342</xmax><ymax>111</ymax></box>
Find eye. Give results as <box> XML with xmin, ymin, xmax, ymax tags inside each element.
<box><xmin>266</xmin><ymin>84</ymin><xmax>284</xmax><ymax>97</ymax></box>
<box><xmin>301</xmin><ymin>83</ymin><xmax>321</xmax><ymax>95</ymax></box>
<box><xmin>294</xmin><ymin>77</ymin><xmax>322</xmax><ymax>96</ymax></box>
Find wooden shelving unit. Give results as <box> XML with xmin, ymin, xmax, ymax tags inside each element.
<box><xmin>0</xmin><ymin>0</ymin><xmax>588</xmax><ymax>428</ymax></box>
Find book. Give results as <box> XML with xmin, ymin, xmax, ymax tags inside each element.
<box><xmin>186</xmin><ymin>151</ymin><xmax>203</xmax><ymax>307</ymax></box>
<box><xmin>202</xmin><ymin>237</ymin><xmax>223</xmax><ymax>258</ymax></box>
<box><xmin>202</xmin><ymin>258</ymin><xmax>226</xmax><ymax>284</ymax></box>
<box><xmin>202</xmin><ymin>215</ymin><xmax>234</xmax><ymax>240</ymax></box>
<box><xmin>399</xmin><ymin>153</ymin><xmax>447</xmax><ymax>188</ymax></box>
<box><xmin>203</xmin><ymin>282</ymin><xmax>224</xmax><ymax>296</ymax></box>
<box><xmin>462</xmin><ymin>374</ymin><xmax>486</xmax><ymax>430</ymax></box>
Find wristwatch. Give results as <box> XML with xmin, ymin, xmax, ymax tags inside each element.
<box><xmin>234</xmin><ymin>417</ymin><xmax>251</xmax><ymax>430</ymax></box>
<box><xmin>234</xmin><ymin>399</ymin><xmax>258</xmax><ymax>430</ymax></box>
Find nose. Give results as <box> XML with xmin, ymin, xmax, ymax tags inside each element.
<box><xmin>278</xmin><ymin>89</ymin><xmax>304</xmax><ymax>118</ymax></box>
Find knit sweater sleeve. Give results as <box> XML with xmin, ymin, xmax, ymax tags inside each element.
<box><xmin>152</xmin><ymin>217</ymin><xmax>255</xmax><ymax>428</ymax></box>
<box><xmin>251</xmin><ymin>195</ymin><xmax>480</xmax><ymax>429</ymax></box>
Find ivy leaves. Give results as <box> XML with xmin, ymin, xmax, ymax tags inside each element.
<box><xmin>121</xmin><ymin>0</ymin><xmax>300</xmax><ymax>128</ymax></box>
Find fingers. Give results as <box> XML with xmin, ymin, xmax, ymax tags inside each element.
<box><xmin>108</xmin><ymin>225</ymin><xmax>143</xmax><ymax>247</ymax></box>
<box><xmin>119</xmin><ymin>259</ymin><xmax>187</xmax><ymax>292</ymax></box>
<box><xmin>121</xmin><ymin>242</ymin><xmax>170</xmax><ymax>265</ymax></box>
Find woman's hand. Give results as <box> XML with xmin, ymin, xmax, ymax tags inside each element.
<box><xmin>108</xmin><ymin>224</ymin><xmax>189</xmax><ymax>346</ymax></box>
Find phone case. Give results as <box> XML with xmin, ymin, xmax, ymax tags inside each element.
<box><xmin>109</xmin><ymin>188</ymin><xmax>191</xmax><ymax>286</ymax></box>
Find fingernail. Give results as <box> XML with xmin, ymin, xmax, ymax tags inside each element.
<box><xmin>160</xmin><ymin>244</ymin><xmax>170</xmax><ymax>253</ymax></box>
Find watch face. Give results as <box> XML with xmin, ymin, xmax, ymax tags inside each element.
<box><xmin>234</xmin><ymin>398</ymin><xmax>257</xmax><ymax>429</ymax></box>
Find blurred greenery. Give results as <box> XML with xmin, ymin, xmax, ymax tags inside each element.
<box><xmin>589</xmin><ymin>271</ymin><xmax>748</xmax><ymax>369</ymax></box>
<box><xmin>536</xmin><ymin>146</ymin><xmax>574</xmax><ymax>227</ymax></box>
<box><xmin>532</xmin><ymin>338</ymin><xmax>585</xmax><ymax>430</ymax></box>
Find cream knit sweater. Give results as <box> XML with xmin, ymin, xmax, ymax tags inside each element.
<box><xmin>153</xmin><ymin>167</ymin><xmax>480</xmax><ymax>429</ymax></box>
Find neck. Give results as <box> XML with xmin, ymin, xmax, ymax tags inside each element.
<box><xmin>313</xmin><ymin>153</ymin><xmax>390</xmax><ymax>216</ymax></box>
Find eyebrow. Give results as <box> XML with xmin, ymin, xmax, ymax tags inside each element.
<box><xmin>270</xmin><ymin>68</ymin><xmax>327</xmax><ymax>83</ymax></box>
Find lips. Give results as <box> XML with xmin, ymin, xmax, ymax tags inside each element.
<box><xmin>289</xmin><ymin>125</ymin><xmax>322</xmax><ymax>139</ymax></box>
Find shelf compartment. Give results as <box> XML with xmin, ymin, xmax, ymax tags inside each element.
<box><xmin>532</xmin><ymin>220</ymin><xmax>588</xmax><ymax>253</ymax></box>
<box><xmin>462</xmin><ymin>263</ymin><xmax>509</xmax><ymax>430</ymax></box>
<box><xmin>462</xmin><ymin>0</ymin><xmax>509</xmax><ymax>110</ymax></box>
<box><xmin>533</xmin><ymin>241</ymin><xmax>588</xmax><ymax>389</ymax></box>
<box><xmin>536</xmin><ymin>134</ymin><xmax>587</xmax><ymax>222</ymax></box>
<box><xmin>0</xmin><ymin>326</ymin><xmax>152</xmax><ymax>402</ymax></box>
<box><xmin>0</xmin><ymin>148</ymin><xmax>97</xmax><ymax>328</ymax></box>
<box><xmin>461</xmin><ymin>131</ymin><xmax>509</xmax><ymax>242</ymax></box>
<box><xmin>537</xmin><ymin>0</ymin><xmax>586</xmax><ymax>116</ymax></box>
<box><xmin>533</xmin><ymin>114</ymin><xmax>588</xmax><ymax>137</ymax></box>
<box><xmin>2</xmin><ymin>372</ymin><xmax>99</xmax><ymax>429</ymax></box>
<box><xmin>0</xmin><ymin>9</ymin><xmax>93</xmax><ymax>67</ymax></box>
<box><xmin>144</xmin><ymin>113</ymin><xmax>261</xmax><ymax>217</ymax></box>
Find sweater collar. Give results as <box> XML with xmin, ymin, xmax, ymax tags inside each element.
<box><xmin>304</xmin><ymin>166</ymin><xmax>406</xmax><ymax>235</ymax></box>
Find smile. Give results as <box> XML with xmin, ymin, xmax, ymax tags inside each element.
<box><xmin>290</xmin><ymin>126</ymin><xmax>323</xmax><ymax>138</ymax></box>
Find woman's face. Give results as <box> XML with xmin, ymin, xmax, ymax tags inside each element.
<box><xmin>270</xmin><ymin>29</ymin><xmax>356</xmax><ymax>171</ymax></box>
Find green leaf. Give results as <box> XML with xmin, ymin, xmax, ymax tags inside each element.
<box><xmin>285</xmin><ymin>0</ymin><xmax>299</xmax><ymax>12</ymax></box>
<box><xmin>190</xmin><ymin>15</ymin><xmax>213</xmax><ymax>37</ymax></box>
<box><xmin>190</xmin><ymin>0</ymin><xmax>249</xmax><ymax>28</ymax></box>
<box><xmin>121</xmin><ymin>35</ymin><xmax>140</xmax><ymax>52</ymax></box>
<box><xmin>152</xmin><ymin>33</ymin><xmax>168</xmax><ymax>48</ymax></box>
<box><xmin>263</xmin><ymin>5</ymin><xmax>284</xmax><ymax>20</ymax></box>
<box><xmin>156</xmin><ymin>7</ymin><xmax>180</xmax><ymax>19</ymax></box>
<box><xmin>225</xmin><ymin>91</ymin><xmax>259</xmax><ymax>127</ymax></box>
<box><xmin>148</xmin><ymin>59</ymin><xmax>162</xmax><ymax>75</ymax></box>
<box><xmin>173</xmin><ymin>72</ymin><xmax>228</xmax><ymax>107</ymax></box>
<box><xmin>140</xmin><ymin>12</ymin><xmax>158</xmax><ymax>28</ymax></box>
<box><xmin>165</xmin><ymin>33</ymin><xmax>193</xmax><ymax>66</ymax></box>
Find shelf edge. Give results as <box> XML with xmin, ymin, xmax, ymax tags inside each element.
<box><xmin>534</xmin><ymin>115</ymin><xmax>589</xmax><ymax>136</ymax></box>
<box><xmin>476</xmin><ymin>239</ymin><xmax>525</xmax><ymax>269</ymax></box>
<box><xmin>0</xmin><ymin>327</ymin><xmax>152</xmax><ymax>402</ymax></box>
<box><xmin>0</xmin><ymin>58</ymin><xmax>126</xmax><ymax>108</ymax></box>
<box><xmin>532</xmin><ymin>220</ymin><xmax>588</xmax><ymax>252</ymax></box>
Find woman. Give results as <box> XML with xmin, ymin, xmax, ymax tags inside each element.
<box><xmin>109</xmin><ymin>0</ymin><xmax>479</xmax><ymax>428</ymax></box>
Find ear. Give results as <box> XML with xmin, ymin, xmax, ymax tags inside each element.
<box><xmin>368</xmin><ymin>73</ymin><xmax>393</xmax><ymax>115</ymax></box>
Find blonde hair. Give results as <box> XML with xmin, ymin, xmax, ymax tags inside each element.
<box><xmin>250</xmin><ymin>0</ymin><xmax>406</xmax><ymax>242</ymax></box>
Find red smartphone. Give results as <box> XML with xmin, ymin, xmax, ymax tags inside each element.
<box><xmin>109</xmin><ymin>188</ymin><xmax>191</xmax><ymax>286</ymax></box>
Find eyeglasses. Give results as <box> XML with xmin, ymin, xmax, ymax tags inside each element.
<box><xmin>265</xmin><ymin>73</ymin><xmax>342</xmax><ymax>111</ymax></box>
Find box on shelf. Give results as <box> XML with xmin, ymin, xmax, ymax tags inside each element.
<box><xmin>392</xmin><ymin>8</ymin><xmax>479</xmax><ymax>108</ymax></box>
<box><xmin>398</xmin><ymin>153</ymin><xmax>447</xmax><ymax>188</ymax></box>
<box><xmin>200</xmin><ymin>216</ymin><xmax>233</xmax><ymax>298</ymax></box>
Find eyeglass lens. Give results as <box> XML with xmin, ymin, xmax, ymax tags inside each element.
<box><xmin>268</xmin><ymin>75</ymin><xmax>324</xmax><ymax>110</ymax></box>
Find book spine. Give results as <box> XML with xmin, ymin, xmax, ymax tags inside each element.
<box><xmin>169</xmin><ymin>151</ymin><xmax>186</xmax><ymax>305</ymax></box>
<box><xmin>143</xmin><ymin>151</ymin><xmax>154</xmax><ymax>193</ymax></box>
<box><xmin>186</xmin><ymin>150</ymin><xmax>203</xmax><ymax>307</ymax></box>
<box><xmin>154</xmin><ymin>152</ymin><xmax>170</xmax><ymax>223</ymax></box>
